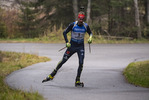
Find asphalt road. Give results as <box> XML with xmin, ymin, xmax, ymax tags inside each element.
<box><xmin>0</xmin><ymin>43</ymin><xmax>149</xmax><ymax>100</ymax></box>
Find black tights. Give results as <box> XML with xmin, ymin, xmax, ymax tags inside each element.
<box><xmin>50</xmin><ymin>47</ymin><xmax>84</xmax><ymax>81</ymax></box>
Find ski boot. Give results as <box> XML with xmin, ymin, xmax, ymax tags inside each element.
<box><xmin>75</xmin><ymin>81</ymin><xmax>84</xmax><ymax>87</ymax></box>
<box><xmin>42</xmin><ymin>75</ymin><xmax>54</xmax><ymax>83</ymax></box>
<box><xmin>42</xmin><ymin>69</ymin><xmax>57</xmax><ymax>83</ymax></box>
<box><xmin>75</xmin><ymin>77</ymin><xmax>84</xmax><ymax>87</ymax></box>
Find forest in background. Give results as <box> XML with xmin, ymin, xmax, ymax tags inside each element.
<box><xmin>0</xmin><ymin>0</ymin><xmax>149</xmax><ymax>40</ymax></box>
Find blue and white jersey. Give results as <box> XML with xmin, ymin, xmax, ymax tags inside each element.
<box><xmin>63</xmin><ymin>21</ymin><xmax>92</xmax><ymax>44</ymax></box>
<box><xmin>71</xmin><ymin>21</ymin><xmax>87</xmax><ymax>43</ymax></box>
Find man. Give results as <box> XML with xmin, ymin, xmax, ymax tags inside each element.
<box><xmin>42</xmin><ymin>11</ymin><xmax>93</xmax><ymax>86</ymax></box>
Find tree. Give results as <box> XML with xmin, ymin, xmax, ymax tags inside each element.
<box><xmin>87</xmin><ymin>0</ymin><xmax>91</xmax><ymax>24</ymax></box>
<box><xmin>146</xmin><ymin>0</ymin><xmax>149</xmax><ymax>24</ymax></box>
<box><xmin>12</xmin><ymin>0</ymin><xmax>148</xmax><ymax>39</ymax></box>
<box><xmin>17</xmin><ymin>1</ymin><xmax>41</xmax><ymax>38</ymax></box>
<box><xmin>73</xmin><ymin>0</ymin><xmax>78</xmax><ymax>20</ymax></box>
<box><xmin>104</xmin><ymin>0</ymin><xmax>138</xmax><ymax>37</ymax></box>
<box><xmin>36</xmin><ymin>0</ymin><xmax>73</xmax><ymax>29</ymax></box>
<box><xmin>134</xmin><ymin>0</ymin><xmax>142</xmax><ymax>39</ymax></box>
<box><xmin>0</xmin><ymin>8</ymin><xmax>7</xmax><ymax>38</ymax></box>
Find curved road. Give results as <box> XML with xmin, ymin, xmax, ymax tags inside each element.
<box><xmin>0</xmin><ymin>43</ymin><xmax>149</xmax><ymax>100</ymax></box>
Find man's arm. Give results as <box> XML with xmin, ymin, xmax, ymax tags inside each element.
<box><xmin>86</xmin><ymin>25</ymin><xmax>93</xmax><ymax>44</ymax></box>
<box><xmin>86</xmin><ymin>25</ymin><xmax>93</xmax><ymax>36</ymax></box>
<box><xmin>63</xmin><ymin>23</ymin><xmax>74</xmax><ymax>43</ymax></box>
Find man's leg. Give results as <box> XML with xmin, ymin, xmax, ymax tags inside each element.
<box><xmin>42</xmin><ymin>48</ymin><xmax>75</xmax><ymax>83</ymax></box>
<box><xmin>76</xmin><ymin>48</ymin><xmax>84</xmax><ymax>82</ymax></box>
<box><xmin>51</xmin><ymin>48</ymin><xmax>74</xmax><ymax>77</ymax></box>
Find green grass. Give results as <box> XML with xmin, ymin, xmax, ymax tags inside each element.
<box><xmin>0</xmin><ymin>25</ymin><xmax>149</xmax><ymax>44</ymax></box>
<box><xmin>0</xmin><ymin>37</ymin><xmax>149</xmax><ymax>44</ymax></box>
<box><xmin>0</xmin><ymin>51</ymin><xmax>50</xmax><ymax>100</ymax></box>
<box><xmin>0</xmin><ymin>34</ymin><xmax>149</xmax><ymax>44</ymax></box>
<box><xmin>123</xmin><ymin>60</ymin><xmax>149</xmax><ymax>88</ymax></box>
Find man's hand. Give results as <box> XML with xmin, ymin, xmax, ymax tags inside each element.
<box><xmin>88</xmin><ymin>35</ymin><xmax>92</xmax><ymax>44</ymax></box>
<box><xmin>66</xmin><ymin>42</ymin><xmax>71</xmax><ymax>48</ymax></box>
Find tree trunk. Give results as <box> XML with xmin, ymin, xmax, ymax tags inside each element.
<box><xmin>73</xmin><ymin>0</ymin><xmax>78</xmax><ymax>20</ymax></box>
<box><xmin>108</xmin><ymin>0</ymin><xmax>112</xmax><ymax>34</ymax></box>
<box><xmin>87</xmin><ymin>0</ymin><xmax>91</xmax><ymax>25</ymax></box>
<box><xmin>134</xmin><ymin>0</ymin><xmax>142</xmax><ymax>39</ymax></box>
<box><xmin>147</xmin><ymin>0</ymin><xmax>149</xmax><ymax>24</ymax></box>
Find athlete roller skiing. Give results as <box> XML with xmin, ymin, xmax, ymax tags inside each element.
<box><xmin>42</xmin><ymin>11</ymin><xmax>93</xmax><ymax>87</ymax></box>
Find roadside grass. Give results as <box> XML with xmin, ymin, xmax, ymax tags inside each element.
<box><xmin>0</xmin><ymin>51</ymin><xmax>50</xmax><ymax>100</ymax></box>
<box><xmin>0</xmin><ymin>34</ymin><xmax>149</xmax><ymax>44</ymax></box>
<box><xmin>123</xmin><ymin>60</ymin><xmax>149</xmax><ymax>88</ymax></box>
<box><xmin>0</xmin><ymin>25</ymin><xmax>149</xmax><ymax>44</ymax></box>
<box><xmin>93</xmin><ymin>38</ymin><xmax>149</xmax><ymax>44</ymax></box>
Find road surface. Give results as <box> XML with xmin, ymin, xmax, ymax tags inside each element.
<box><xmin>0</xmin><ymin>43</ymin><xmax>149</xmax><ymax>100</ymax></box>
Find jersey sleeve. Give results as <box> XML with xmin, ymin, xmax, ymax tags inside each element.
<box><xmin>86</xmin><ymin>25</ymin><xmax>93</xmax><ymax>36</ymax></box>
<box><xmin>63</xmin><ymin>22</ymin><xmax>74</xmax><ymax>43</ymax></box>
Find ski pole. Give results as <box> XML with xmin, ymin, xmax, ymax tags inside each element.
<box><xmin>89</xmin><ymin>43</ymin><xmax>91</xmax><ymax>53</ymax></box>
<box><xmin>58</xmin><ymin>46</ymin><xmax>66</xmax><ymax>52</ymax></box>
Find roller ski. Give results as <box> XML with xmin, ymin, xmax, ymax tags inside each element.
<box><xmin>75</xmin><ymin>77</ymin><xmax>84</xmax><ymax>87</ymax></box>
<box><xmin>42</xmin><ymin>70</ymin><xmax>57</xmax><ymax>83</ymax></box>
<box><xmin>75</xmin><ymin>81</ymin><xmax>84</xmax><ymax>87</ymax></box>
<box><xmin>42</xmin><ymin>75</ymin><xmax>54</xmax><ymax>83</ymax></box>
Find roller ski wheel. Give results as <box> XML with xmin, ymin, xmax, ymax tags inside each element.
<box><xmin>42</xmin><ymin>75</ymin><xmax>54</xmax><ymax>83</ymax></box>
<box><xmin>75</xmin><ymin>81</ymin><xmax>84</xmax><ymax>87</ymax></box>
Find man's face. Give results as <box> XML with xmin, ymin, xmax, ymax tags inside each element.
<box><xmin>78</xmin><ymin>14</ymin><xmax>85</xmax><ymax>25</ymax></box>
<box><xmin>78</xmin><ymin>18</ymin><xmax>84</xmax><ymax>25</ymax></box>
